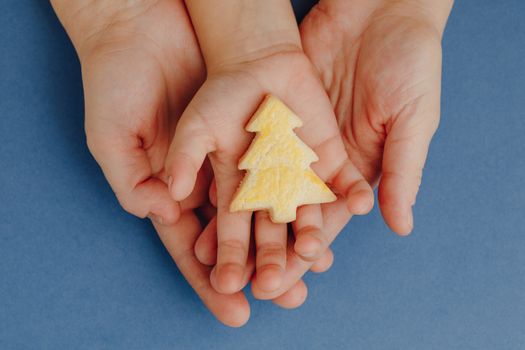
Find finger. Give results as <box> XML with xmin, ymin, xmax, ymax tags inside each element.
<box><xmin>197</xmin><ymin>215</ymin><xmax>256</xmax><ymax>291</ymax></box>
<box><xmin>209</xmin><ymin>177</ymin><xmax>217</xmax><ymax>208</ymax></box>
<box><xmin>252</xmin><ymin>198</ymin><xmax>351</xmax><ymax>300</ymax></box>
<box><xmin>153</xmin><ymin>211</ymin><xmax>250</xmax><ymax>327</ymax></box>
<box><xmin>195</xmin><ymin>216</ymin><xmax>217</xmax><ymax>266</ymax></box>
<box><xmin>278</xmin><ymin>74</ymin><xmax>374</xmax><ymax>216</ymax></box>
<box><xmin>292</xmin><ymin>204</ymin><xmax>325</xmax><ymax>261</ymax></box>
<box><xmin>165</xmin><ymin>108</ymin><xmax>215</xmax><ymax>201</ymax></box>
<box><xmin>209</xmin><ymin>158</ymin><xmax>253</xmax><ymax>294</ymax></box>
<box><xmin>379</xmin><ymin>104</ymin><xmax>439</xmax><ymax>235</ymax></box>
<box><xmin>329</xmin><ymin>160</ymin><xmax>375</xmax><ymax>216</ymax></box>
<box><xmin>180</xmin><ymin>158</ymin><xmax>213</xmax><ymax>211</ymax></box>
<box><xmin>310</xmin><ymin>248</ymin><xmax>334</xmax><ymax>273</ymax></box>
<box><xmin>305</xmin><ymin>132</ymin><xmax>374</xmax><ymax>216</ymax></box>
<box><xmin>271</xmin><ymin>279</ymin><xmax>308</xmax><ymax>309</ymax></box>
<box><xmin>210</xmin><ymin>205</ymin><xmax>252</xmax><ymax>294</ymax></box>
<box><xmin>254</xmin><ymin>211</ymin><xmax>287</xmax><ymax>293</ymax></box>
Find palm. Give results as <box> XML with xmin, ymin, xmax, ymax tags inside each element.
<box><xmin>301</xmin><ymin>2</ymin><xmax>443</xmax><ymax>233</ymax></box>
<box><xmin>83</xmin><ymin>0</ymin><xmax>204</xmax><ymax>195</ymax></box>
<box><xmin>192</xmin><ymin>53</ymin><xmax>347</xmax><ymax>177</ymax></box>
<box><xmin>74</xmin><ymin>0</ymin><xmax>256</xmax><ymax>326</ymax></box>
<box><xmin>168</xmin><ymin>51</ymin><xmax>373</xmax><ymax>294</ymax></box>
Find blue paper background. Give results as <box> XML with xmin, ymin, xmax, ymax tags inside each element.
<box><xmin>1</xmin><ymin>1</ymin><xmax>524</xmax><ymax>349</ymax></box>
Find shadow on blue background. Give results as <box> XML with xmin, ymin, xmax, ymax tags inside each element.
<box><xmin>1</xmin><ymin>1</ymin><xmax>524</xmax><ymax>349</ymax></box>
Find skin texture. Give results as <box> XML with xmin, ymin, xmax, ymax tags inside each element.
<box><xmin>165</xmin><ymin>49</ymin><xmax>374</xmax><ymax>295</ymax></box>
<box><xmin>50</xmin><ymin>0</ymin><xmax>453</xmax><ymax>326</ymax></box>
<box><xmin>300</xmin><ymin>0</ymin><xmax>453</xmax><ymax>234</ymax></box>
<box><xmin>51</xmin><ymin>0</ymin><xmax>320</xmax><ymax>327</ymax></box>
<box><xmin>193</xmin><ymin>0</ymin><xmax>454</xmax><ymax>302</ymax></box>
<box><xmin>166</xmin><ymin>0</ymin><xmax>374</xmax><ymax>296</ymax></box>
<box><xmin>196</xmin><ymin>183</ymin><xmax>354</xmax><ymax>301</ymax></box>
<box><xmin>50</xmin><ymin>0</ymin><xmax>344</xmax><ymax>327</ymax></box>
<box><xmin>51</xmin><ymin>0</ymin><xmax>247</xmax><ymax>327</ymax></box>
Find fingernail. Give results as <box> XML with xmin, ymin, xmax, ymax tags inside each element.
<box><xmin>355</xmin><ymin>197</ymin><xmax>372</xmax><ymax>215</ymax></box>
<box><xmin>148</xmin><ymin>213</ymin><xmax>164</xmax><ymax>225</ymax></box>
<box><xmin>407</xmin><ymin>209</ymin><xmax>414</xmax><ymax>232</ymax></box>
<box><xmin>209</xmin><ymin>266</ymin><xmax>219</xmax><ymax>291</ymax></box>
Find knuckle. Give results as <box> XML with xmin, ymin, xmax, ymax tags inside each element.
<box><xmin>298</xmin><ymin>225</ymin><xmax>323</xmax><ymax>239</ymax></box>
<box><xmin>118</xmin><ymin>199</ymin><xmax>136</xmax><ymax>216</ymax></box>
<box><xmin>115</xmin><ymin>193</ymin><xmax>143</xmax><ymax>218</ymax></box>
<box><xmin>257</xmin><ymin>242</ymin><xmax>286</xmax><ymax>262</ymax></box>
<box><xmin>220</xmin><ymin>239</ymin><xmax>247</xmax><ymax>255</ymax></box>
<box><xmin>381</xmin><ymin>168</ymin><xmax>424</xmax><ymax>198</ymax></box>
<box><xmin>84</xmin><ymin>130</ymin><xmax>100</xmax><ymax>158</ymax></box>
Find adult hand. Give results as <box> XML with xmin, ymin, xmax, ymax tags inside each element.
<box><xmin>50</xmin><ymin>0</ymin><xmax>250</xmax><ymax>327</ymax></box>
<box><xmin>301</xmin><ymin>0</ymin><xmax>454</xmax><ymax>234</ymax></box>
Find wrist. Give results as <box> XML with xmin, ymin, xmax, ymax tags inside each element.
<box><xmin>184</xmin><ymin>0</ymin><xmax>302</xmax><ymax>73</ymax></box>
<box><xmin>50</xmin><ymin>0</ymin><xmax>158</xmax><ymax>58</ymax></box>
<box><xmin>319</xmin><ymin>0</ymin><xmax>453</xmax><ymax>38</ymax></box>
<box><xmin>402</xmin><ymin>0</ymin><xmax>454</xmax><ymax>36</ymax></box>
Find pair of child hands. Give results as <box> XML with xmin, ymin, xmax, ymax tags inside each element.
<box><xmin>52</xmin><ymin>0</ymin><xmax>453</xmax><ymax>326</ymax></box>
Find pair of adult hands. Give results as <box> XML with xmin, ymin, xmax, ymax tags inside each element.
<box><xmin>52</xmin><ymin>0</ymin><xmax>452</xmax><ymax>327</ymax></box>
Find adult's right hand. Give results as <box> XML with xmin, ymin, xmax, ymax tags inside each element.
<box><xmin>50</xmin><ymin>0</ymin><xmax>251</xmax><ymax>326</ymax></box>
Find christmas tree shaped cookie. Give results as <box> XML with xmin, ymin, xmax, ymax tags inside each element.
<box><xmin>230</xmin><ymin>95</ymin><xmax>336</xmax><ymax>223</ymax></box>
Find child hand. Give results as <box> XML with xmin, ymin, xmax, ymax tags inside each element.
<box><xmin>301</xmin><ymin>0</ymin><xmax>454</xmax><ymax>234</ymax></box>
<box><xmin>194</xmin><ymin>215</ymin><xmax>337</xmax><ymax>309</ymax></box>
<box><xmin>165</xmin><ymin>1</ymin><xmax>374</xmax><ymax>295</ymax></box>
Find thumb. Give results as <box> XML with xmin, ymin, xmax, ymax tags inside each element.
<box><xmin>378</xmin><ymin>100</ymin><xmax>440</xmax><ymax>235</ymax></box>
<box><xmin>86</xmin><ymin>130</ymin><xmax>180</xmax><ymax>225</ymax></box>
<box><xmin>165</xmin><ymin>106</ymin><xmax>216</xmax><ymax>202</ymax></box>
